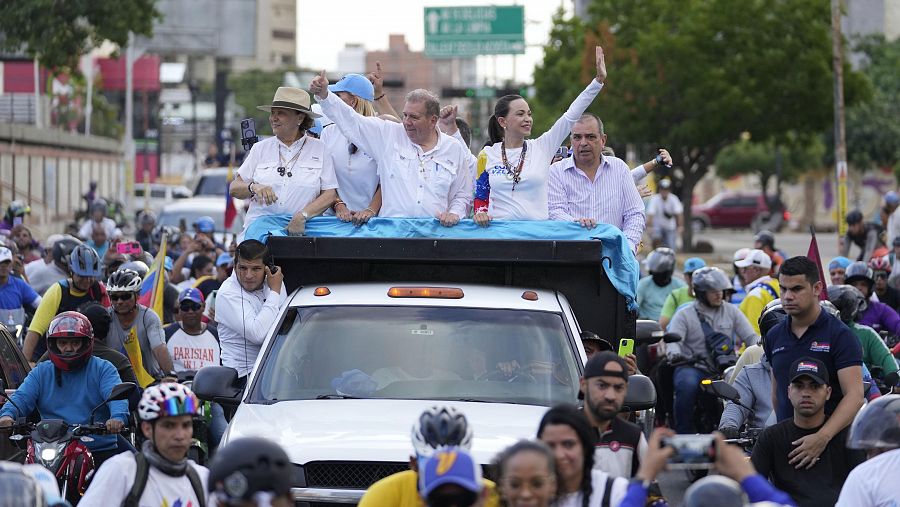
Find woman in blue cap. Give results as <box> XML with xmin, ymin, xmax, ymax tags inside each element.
<box><xmin>321</xmin><ymin>74</ymin><xmax>383</xmax><ymax>226</ymax></box>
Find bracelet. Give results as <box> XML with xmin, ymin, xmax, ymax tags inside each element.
<box><xmin>247</xmin><ymin>181</ymin><xmax>257</xmax><ymax>199</ymax></box>
<box><xmin>375</xmin><ymin>93</ymin><xmax>385</xmax><ymax>101</ymax></box>
<box><xmin>364</xmin><ymin>207</ymin><xmax>376</xmax><ymax>215</ymax></box>
<box><xmin>333</xmin><ymin>199</ymin><xmax>346</xmax><ymax>209</ymax></box>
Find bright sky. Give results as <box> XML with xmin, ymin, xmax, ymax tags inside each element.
<box><xmin>296</xmin><ymin>0</ymin><xmax>570</xmax><ymax>85</ymax></box>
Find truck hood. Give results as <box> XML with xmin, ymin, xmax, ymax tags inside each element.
<box><xmin>224</xmin><ymin>399</ymin><xmax>548</xmax><ymax>465</ymax></box>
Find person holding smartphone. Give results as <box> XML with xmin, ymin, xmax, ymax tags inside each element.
<box><xmin>229</xmin><ymin>87</ymin><xmax>338</xmax><ymax>240</ymax></box>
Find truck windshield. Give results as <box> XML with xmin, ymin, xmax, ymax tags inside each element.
<box><xmin>251</xmin><ymin>306</ymin><xmax>581</xmax><ymax>407</ymax></box>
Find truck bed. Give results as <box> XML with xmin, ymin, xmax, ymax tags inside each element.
<box><xmin>267</xmin><ymin>236</ymin><xmax>636</xmax><ymax>339</ymax></box>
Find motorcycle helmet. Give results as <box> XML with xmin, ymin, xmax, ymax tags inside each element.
<box><xmin>68</xmin><ymin>244</ymin><xmax>102</xmax><ymax>278</ymax></box>
<box><xmin>137</xmin><ymin>210</ymin><xmax>157</xmax><ymax>227</ymax></box>
<box><xmin>645</xmin><ymin>247</ymin><xmax>676</xmax><ymax>275</ymax></box>
<box><xmin>46</xmin><ymin>311</ymin><xmax>94</xmax><ymax>372</ymax></box>
<box><xmin>137</xmin><ymin>383</ymin><xmax>201</xmax><ymax>422</ymax></box>
<box><xmin>152</xmin><ymin>225</ymin><xmax>180</xmax><ymax>248</ymax></box>
<box><xmin>208</xmin><ymin>437</ymin><xmax>296</xmax><ymax>504</ymax></box>
<box><xmin>691</xmin><ymin>267</ymin><xmax>733</xmax><ymax>305</ymax></box>
<box><xmin>51</xmin><ymin>236</ymin><xmax>82</xmax><ymax>266</ymax></box>
<box><xmin>683</xmin><ymin>475</ymin><xmax>746</xmax><ymax>507</ymax></box>
<box><xmin>844</xmin><ymin>261</ymin><xmax>875</xmax><ymax>289</ymax></box>
<box><xmin>826</xmin><ymin>284</ymin><xmax>866</xmax><ymax>324</ymax></box>
<box><xmin>754</xmin><ymin>230</ymin><xmax>775</xmax><ymax>249</ymax></box>
<box><xmin>120</xmin><ymin>260</ymin><xmax>149</xmax><ymax>280</ymax></box>
<box><xmin>885</xmin><ymin>191</ymin><xmax>900</xmax><ymax>208</ymax></box>
<box><xmin>820</xmin><ymin>300</ymin><xmax>840</xmax><ymax>319</ymax></box>
<box><xmin>847</xmin><ymin>394</ymin><xmax>900</xmax><ymax>451</ymax></box>
<box><xmin>4</xmin><ymin>200</ymin><xmax>30</xmax><ymax>224</ymax></box>
<box><xmin>88</xmin><ymin>199</ymin><xmax>108</xmax><ymax>216</ymax></box>
<box><xmin>758</xmin><ymin>299</ymin><xmax>787</xmax><ymax>344</ymax></box>
<box><xmin>869</xmin><ymin>255</ymin><xmax>891</xmax><ymax>273</ymax></box>
<box><xmin>845</xmin><ymin>209</ymin><xmax>864</xmax><ymax>225</ymax></box>
<box><xmin>106</xmin><ymin>269</ymin><xmax>142</xmax><ymax>293</ymax></box>
<box><xmin>411</xmin><ymin>406</ymin><xmax>474</xmax><ymax>459</ymax></box>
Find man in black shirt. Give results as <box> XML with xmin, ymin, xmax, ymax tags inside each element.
<box><xmin>751</xmin><ymin>357</ymin><xmax>865</xmax><ymax>507</ymax></box>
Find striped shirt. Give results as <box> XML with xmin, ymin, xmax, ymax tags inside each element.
<box><xmin>548</xmin><ymin>155</ymin><xmax>646</xmax><ymax>251</ymax></box>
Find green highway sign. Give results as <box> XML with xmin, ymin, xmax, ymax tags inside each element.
<box><xmin>424</xmin><ymin>6</ymin><xmax>525</xmax><ymax>58</ymax></box>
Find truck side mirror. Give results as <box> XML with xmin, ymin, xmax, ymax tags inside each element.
<box><xmin>192</xmin><ymin>366</ymin><xmax>244</xmax><ymax>407</ymax></box>
<box><xmin>635</xmin><ymin>320</ymin><xmax>664</xmax><ymax>346</ymax></box>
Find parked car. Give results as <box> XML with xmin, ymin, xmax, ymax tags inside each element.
<box><xmin>191</xmin><ymin>167</ymin><xmax>231</xmax><ymax>197</ymax></box>
<box><xmin>691</xmin><ymin>191</ymin><xmax>789</xmax><ymax>232</ymax></box>
<box><xmin>0</xmin><ymin>323</ymin><xmax>31</xmax><ymax>461</ymax></box>
<box><xmin>157</xmin><ymin>197</ymin><xmax>244</xmax><ymax>244</ymax></box>
<box><xmin>134</xmin><ymin>183</ymin><xmax>193</xmax><ymax>216</ymax></box>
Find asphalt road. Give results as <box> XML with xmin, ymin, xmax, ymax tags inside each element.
<box><xmin>687</xmin><ymin>228</ymin><xmax>845</xmax><ymax>268</ymax></box>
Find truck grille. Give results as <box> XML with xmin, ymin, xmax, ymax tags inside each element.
<box><xmin>304</xmin><ymin>461</ymin><xmax>409</xmax><ymax>489</ymax></box>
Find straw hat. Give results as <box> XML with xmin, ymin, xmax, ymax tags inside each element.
<box><xmin>257</xmin><ymin>87</ymin><xmax>321</xmax><ymax>118</ymax></box>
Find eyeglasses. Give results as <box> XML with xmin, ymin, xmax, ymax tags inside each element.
<box><xmin>874</xmin><ymin>272</ymin><xmax>889</xmax><ymax>280</ymax></box>
<box><xmin>179</xmin><ymin>302</ymin><xmax>202</xmax><ymax>312</ymax></box>
<box><xmin>109</xmin><ymin>293</ymin><xmax>134</xmax><ymax>301</ymax></box>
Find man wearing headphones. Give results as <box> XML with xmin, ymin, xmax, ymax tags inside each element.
<box><xmin>215</xmin><ymin>240</ymin><xmax>287</xmax><ymax>386</ymax></box>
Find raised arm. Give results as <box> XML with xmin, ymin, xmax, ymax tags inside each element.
<box><xmin>535</xmin><ymin>46</ymin><xmax>607</xmax><ymax>154</ymax></box>
<box><xmin>367</xmin><ymin>61</ymin><xmax>400</xmax><ymax>119</ymax></box>
<box><xmin>310</xmin><ymin>70</ymin><xmax>389</xmax><ymax>160</ymax></box>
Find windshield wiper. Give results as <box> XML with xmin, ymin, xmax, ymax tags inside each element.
<box><xmin>315</xmin><ymin>394</ymin><xmax>360</xmax><ymax>399</ymax></box>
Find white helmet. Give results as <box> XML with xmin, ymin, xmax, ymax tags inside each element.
<box><xmin>411</xmin><ymin>406</ymin><xmax>473</xmax><ymax>459</ymax></box>
<box><xmin>138</xmin><ymin>383</ymin><xmax>200</xmax><ymax>422</ymax></box>
<box><xmin>106</xmin><ymin>268</ymin><xmax>143</xmax><ymax>293</ymax></box>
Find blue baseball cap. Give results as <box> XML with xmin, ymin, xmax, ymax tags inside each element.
<box><xmin>178</xmin><ymin>287</ymin><xmax>204</xmax><ymax>304</ymax></box>
<box><xmin>216</xmin><ymin>253</ymin><xmax>233</xmax><ymax>267</ymax></box>
<box><xmin>683</xmin><ymin>257</ymin><xmax>707</xmax><ymax>274</ymax></box>
<box><xmin>328</xmin><ymin>74</ymin><xmax>375</xmax><ymax>102</ymax></box>
<box><xmin>194</xmin><ymin>216</ymin><xmax>216</xmax><ymax>234</ymax></box>
<box><xmin>829</xmin><ymin>256</ymin><xmax>851</xmax><ymax>270</ymax></box>
<box><xmin>419</xmin><ymin>447</ymin><xmax>482</xmax><ymax>498</ymax></box>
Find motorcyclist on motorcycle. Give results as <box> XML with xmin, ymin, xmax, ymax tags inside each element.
<box><xmin>666</xmin><ymin>267</ymin><xmax>758</xmax><ymax>433</ymax></box>
<box><xmin>637</xmin><ymin>247</ymin><xmax>685</xmax><ymax>321</ymax></box>
<box><xmin>826</xmin><ymin>284</ymin><xmax>899</xmax><ymax>385</ymax></box>
<box><xmin>80</xmin><ymin>383</ymin><xmax>209</xmax><ymax>506</ymax></box>
<box><xmin>844</xmin><ymin>261</ymin><xmax>900</xmax><ymax>337</ymax></box>
<box><xmin>0</xmin><ymin>312</ymin><xmax>128</xmax><ymax>469</ymax></box>
<box><xmin>841</xmin><ymin>210</ymin><xmax>885</xmax><ymax>262</ymax></box>
<box><xmin>869</xmin><ymin>256</ymin><xmax>900</xmax><ymax>312</ymax></box>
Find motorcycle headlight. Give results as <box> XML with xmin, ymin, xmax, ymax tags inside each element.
<box><xmin>35</xmin><ymin>442</ymin><xmax>65</xmax><ymax>468</ymax></box>
<box><xmin>40</xmin><ymin>447</ymin><xmax>58</xmax><ymax>462</ymax></box>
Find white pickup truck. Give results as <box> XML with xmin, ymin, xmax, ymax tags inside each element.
<box><xmin>193</xmin><ymin>236</ymin><xmax>638</xmax><ymax>505</ymax></box>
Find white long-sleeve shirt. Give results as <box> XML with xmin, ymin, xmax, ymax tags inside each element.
<box><xmin>318</xmin><ymin>92</ymin><xmax>473</xmax><ymax>218</ymax></box>
<box><xmin>320</xmin><ymin>124</ymin><xmax>379</xmax><ymax>212</ymax></box>
<box><xmin>479</xmin><ymin>79</ymin><xmax>603</xmax><ymax>220</ymax></box>
<box><xmin>215</xmin><ymin>273</ymin><xmax>287</xmax><ymax>378</ymax></box>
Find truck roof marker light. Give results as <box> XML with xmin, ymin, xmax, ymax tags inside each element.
<box><xmin>313</xmin><ymin>287</ymin><xmax>331</xmax><ymax>296</ymax></box>
<box><xmin>387</xmin><ymin>287</ymin><xmax>464</xmax><ymax>299</ymax></box>
<box><xmin>521</xmin><ymin>291</ymin><xmax>539</xmax><ymax>301</ymax></box>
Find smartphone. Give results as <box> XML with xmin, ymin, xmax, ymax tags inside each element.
<box><xmin>241</xmin><ymin>118</ymin><xmax>259</xmax><ymax>151</ymax></box>
<box><xmin>179</xmin><ymin>217</ymin><xmax>187</xmax><ymax>233</ymax></box>
<box><xmin>662</xmin><ymin>434</ymin><xmax>716</xmax><ymax>469</ymax></box>
<box><xmin>206</xmin><ymin>290</ymin><xmax>218</xmax><ymax>315</ymax></box>
<box><xmin>555</xmin><ymin>146</ymin><xmax>569</xmax><ymax>158</ymax></box>
<box><xmin>618</xmin><ymin>338</ymin><xmax>635</xmax><ymax>358</ymax></box>
<box><xmin>116</xmin><ymin>241</ymin><xmax>142</xmax><ymax>255</ymax></box>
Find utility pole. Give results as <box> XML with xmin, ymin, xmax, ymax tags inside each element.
<box><xmin>831</xmin><ymin>0</ymin><xmax>848</xmax><ymax>238</ymax></box>
<box><xmin>124</xmin><ymin>32</ymin><xmax>135</xmax><ymax>219</ymax></box>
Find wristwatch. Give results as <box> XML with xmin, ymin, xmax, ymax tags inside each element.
<box><xmin>300</xmin><ymin>210</ymin><xmax>309</xmax><ymax>220</ymax></box>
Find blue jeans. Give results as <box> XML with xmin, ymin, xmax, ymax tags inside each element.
<box><xmin>208</xmin><ymin>402</ymin><xmax>227</xmax><ymax>451</ymax></box>
<box><xmin>674</xmin><ymin>366</ymin><xmax>705</xmax><ymax>434</ymax></box>
<box><xmin>653</xmin><ymin>227</ymin><xmax>678</xmax><ymax>251</ymax></box>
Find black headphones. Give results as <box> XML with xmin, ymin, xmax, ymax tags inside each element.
<box><xmin>236</xmin><ymin>240</ymin><xmax>277</xmax><ymax>274</ymax></box>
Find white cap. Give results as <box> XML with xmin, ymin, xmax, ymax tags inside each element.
<box><xmin>735</xmin><ymin>249</ymin><xmax>772</xmax><ymax>269</ymax></box>
<box><xmin>0</xmin><ymin>247</ymin><xmax>11</xmax><ymax>264</ymax></box>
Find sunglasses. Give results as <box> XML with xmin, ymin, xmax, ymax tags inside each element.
<box><xmin>109</xmin><ymin>293</ymin><xmax>134</xmax><ymax>302</ymax></box>
<box><xmin>179</xmin><ymin>302</ymin><xmax>202</xmax><ymax>312</ymax></box>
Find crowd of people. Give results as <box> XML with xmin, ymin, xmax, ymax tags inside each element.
<box><xmin>0</xmin><ymin>44</ymin><xmax>898</xmax><ymax>507</ymax></box>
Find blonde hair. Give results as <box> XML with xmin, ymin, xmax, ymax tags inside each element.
<box><xmin>353</xmin><ymin>98</ymin><xmax>377</xmax><ymax>117</ymax></box>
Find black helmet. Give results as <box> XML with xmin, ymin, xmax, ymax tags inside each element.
<box><xmin>846</xmin><ymin>394</ymin><xmax>900</xmax><ymax>451</ymax></box>
<box><xmin>846</xmin><ymin>209</ymin><xmax>864</xmax><ymax>225</ymax></box>
<box><xmin>51</xmin><ymin>236</ymin><xmax>82</xmax><ymax>265</ymax></box>
<box><xmin>820</xmin><ymin>300</ymin><xmax>840</xmax><ymax>319</ymax></box>
<box><xmin>691</xmin><ymin>267</ymin><xmax>733</xmax><ymax>293</ymax></box>
<box><xmin>152</xmin><ymin>225</ymin><xmax>180</xmax><ymax>248</ymax></box>
<box><xmin>645</xmin><ymin>247</ymin><xmax>676</xmax><ymax>275</ymax></box>
<box><xmin>754</xmin><ymin>230</ymin><xmax>775</xmax><ymax>249</ymax></box>
<box><xmin>844</xmin><ymin>261</ymin><xmax>874</xmax><ymax>286</ymax></box>
<box><xmin>826</xmin><ymin>284</ymin><xmax>866</xmax><ymax>324</ymax></box>
<box><xmin>411</xmin><ymin>406</ymin><xmax>474</xmax><ymax>458</ymax></box>
<box><xmin>88</xmin><ymin>198</ymin><xmax>108</xmax><ymax>215</ymax></box>
<box><xmin>758</xmin><ymin>299</ymin><xmax>787</xmax><ymax>340</ymax></box>
<box><xmin>138</xmin><ymin>210</ymin><xmax>157</xmax><ymax>226</ymax></box>
<box><xmin>208</xmin><ymin>437</ymin><xmax>295</xmax><ymax>502</ymax></box>
<box><xmin>78</xmin><ymin>302</ymin><xmax>112</xmax><ymax>342</ymax></box>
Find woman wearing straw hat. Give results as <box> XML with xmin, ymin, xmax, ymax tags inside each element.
<box><xmin>230</xmin><ymin>87</ymin><xmax>338</xmax><ymax>238</ymax></box>
<box><xmin>321</xmin><ymin>74</ymin><xmax>383</xmax><ymax>226</ymax></box>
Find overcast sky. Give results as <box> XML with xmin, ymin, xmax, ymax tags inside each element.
<box><xmin>296</xmin><ymin>0</ymin><xmax>571</xmax><ymax>85</ymax></box>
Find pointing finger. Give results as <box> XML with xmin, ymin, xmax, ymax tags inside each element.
<box><xmin>376</xmin><ymin>61</ymin><xmax>382</xmax><ymax>73</ymax></box>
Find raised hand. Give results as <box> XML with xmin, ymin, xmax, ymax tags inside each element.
<box><xmin>595</xmin><ymin>46</ymin><xmax>607</xmax><ymax>83</ymax></box>
<box><xmin>310</xmin><ymin>70</ymin><xmax>329</xmax><ymax>100</ymax></box>
<box><xmin>438</xmin><ymin>105</ymin><xmax>459</xmax><ymax>135</ymax></box>
<box><xmin>367</xmin><ymin>61</ymin><xmax>385</xmax><ymax>97</ymax></box>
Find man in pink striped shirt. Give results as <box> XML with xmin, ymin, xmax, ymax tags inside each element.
<box><xmin>548</xmin><ymin>114</ymin><xmax>646</xmax><ymax>253</ymax></box>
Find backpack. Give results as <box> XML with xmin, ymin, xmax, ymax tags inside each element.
<box><xmin>122</xmin><ymin>453</ymin><xmax>206</xmax><ymax>507</ymax></box>
<box><xmin>695</xmin><ymin>308</ymin><xmax>737</xmax><ymax>373</ymax></box>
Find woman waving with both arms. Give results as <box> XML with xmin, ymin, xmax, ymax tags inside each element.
<box><xmin>449</xmin><ymin>46</ymin><xmax>607</xmax><ymax>226</ymax></box>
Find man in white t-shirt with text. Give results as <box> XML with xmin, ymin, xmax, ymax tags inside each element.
<box><xmin>646</xmin><ymin>179</ymin><xmax>683</xmax><ymax>251</ymax></box>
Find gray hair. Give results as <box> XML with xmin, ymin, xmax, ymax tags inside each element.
<box><xmin>576</xmin><ymin>113</ymin><xmax>605</xmax><ymax>135</ymax></box>
<box><xmin>405</xmin><ymin>89</ymin><xmax>440</xmax><ymax>117</ymax></box>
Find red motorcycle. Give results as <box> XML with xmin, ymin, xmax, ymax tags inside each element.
<box><xmin>1</xmin><ymin>382</ymin><xmax>135</xmax><ymax>505</ymax></box>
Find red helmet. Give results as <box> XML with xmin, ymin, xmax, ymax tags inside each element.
<box><xmin>46</xmin><ymin>311</ymin><xmax>94</xmax><ymax>372</ymax></box>
<box><xmin>869</xmin><ymin>256</ymin><xmax>892</xmax><ymax>273</ymax></box>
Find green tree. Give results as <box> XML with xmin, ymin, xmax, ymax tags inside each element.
<box><xmin>844</xmin><ymin>35</ymin><xmax>900</xmax><ymax>175</ymax></box>
<box><xmin>531</xmin><ymin>0</ymin><xmax>866</xmax><ymax>249</ymax></box>
<box><xmin>0</xmin><ymin>0</ymin><xmax>160</xmax><ymax>72</ymax></box>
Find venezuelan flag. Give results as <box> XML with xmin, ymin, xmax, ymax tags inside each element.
<box><xmin>138</xmin><ymin>231</ymin><xmax>168</xmax><ymax>320</ymax></box>
<box><xmin>225</xmin><ymin>162</ymin><xmax>237</xmax><ymax>230</ymax></box>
